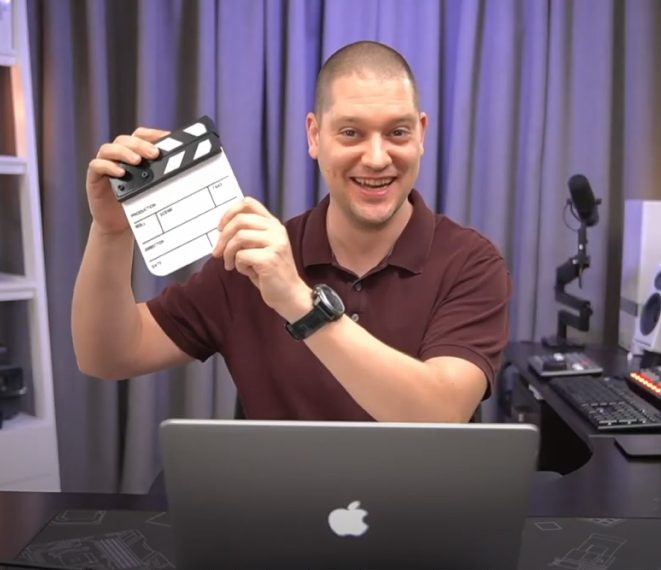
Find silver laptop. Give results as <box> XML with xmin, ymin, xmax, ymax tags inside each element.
<box><xmin>160</xmin><ymin>420</ymin><xmax>539</xmax><ymax>570</ymax></box>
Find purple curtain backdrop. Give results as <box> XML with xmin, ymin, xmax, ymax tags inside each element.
<box><xmin>25</xmin><ymin>0</ymin><xmax>661</xmax><ymax>491</ymax></box>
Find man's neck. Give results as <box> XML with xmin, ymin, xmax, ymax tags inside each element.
<box><xmin>326</xmin><ymin>199</ymin><xmax>413</xmax><ymax>278</ymax></box>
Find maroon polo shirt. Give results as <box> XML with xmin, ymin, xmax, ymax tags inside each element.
<box><xmin>146</xmin><ymin>190</ymin><xmax>511</xmax><ymax>420</ymax></box>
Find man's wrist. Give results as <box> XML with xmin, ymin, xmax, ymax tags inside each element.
<box><xmin>277</xmin><ymin>283</ymin><xmax>314</xmax><ymax>323</ymax></box>
<box><xmin>90</xmin><ymin>221</ymin><xmax>133</xmax><ymax>241</ymax></box>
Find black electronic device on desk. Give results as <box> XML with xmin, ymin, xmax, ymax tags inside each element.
<box><xmin>528</xmin><ymin>351</ymin><xmax>603</xmax><ymax>378</ymax></box>
<box><xmin>549</xmin><ymin>375</ymin><xmax>661</xmax><ymax>431</ymax></box>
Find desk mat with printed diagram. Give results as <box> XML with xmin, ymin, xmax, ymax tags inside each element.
<box><xmin>7</xmin><ymin>510</ymin><xmax>661</xmax><ymax>569</ymax></box>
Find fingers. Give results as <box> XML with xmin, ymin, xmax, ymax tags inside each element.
<box><xmin>86</xmin><ymin>127</ymin><xmax>170</xmax><ymax>219</ymax></box>
<box><xmin>89</xmin><ymin>137</ymin><xmax>158</xmax><ymax>181</ymax></box>
<box><xmin>89</xmin><ymin>127</ymin><xmax>168</xmax><ymax>180</ymax></box>
<box><xmin>221</xmin><ymin>228</ymin><xmax>273</xmax><ymax>271</ymax></box>
<box><xmin>212</xmin><ymin>199</ymin><xmax>293</xmax><ymax>277</ymax></box>
<box><xmin>219</xmin><ymin>196</ymin><xmax>275</xmax><ymax>231</ymax></box>
<box><xmin>94</xmin><ymin>142</ymin><xmax>140</xmax><ymax>168</ymax></box>
<box><xmin>87</xmin><ymin>157</ymin><xmax>126</xmax><ymax>181</ymax></box>
<box><xmin>213</xmin><ymin>213</ymin><xmax>271</xmax><ymax>257</ymax></box>
<box><xmin>214</xmin><ymin>198</ymin><xmax>278</xmax><ymax>262</ymax></box>
<box><xmin>240</xmin><ymin>196</ymin><xmax>273</xmax><ymax>217</ymax></box>
<box><xmin>132</xmin><ymin>127</ymin><xmax>171</xmax><ymax>142</ymax></box>
<box><xmin>233</xmin><ymin>248</ymin><xmax>271</xmax><ymax>280</ymax></box>
<box><xmin>109</xmin><ymin>134</ymin><xmax>161</xmax><ymax>161</ymax></box>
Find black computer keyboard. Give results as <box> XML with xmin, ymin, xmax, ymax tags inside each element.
<box><xmin>549</xmin><ymin>375</ymin><xmax>661</xmax><ymax>432</ymax></box>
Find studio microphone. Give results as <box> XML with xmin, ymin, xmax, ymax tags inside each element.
<box><xmin>568</xmin><ymin>174</ymin><xmax>600</xmax><ymax>227</ymax></box>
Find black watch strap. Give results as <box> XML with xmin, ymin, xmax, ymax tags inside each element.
<box><xmin>285</xmin><ymin>284</ymin><xmax>345</xmax><ymax>341</ymax></box>
<box><xmin>285</xmin><ymin>308</ymin><xmax>332</xmax><ymax>341</ymax></box>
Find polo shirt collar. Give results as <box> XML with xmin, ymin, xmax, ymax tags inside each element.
<box><xmin>301</xmin><ymin>194</ymin><xmax>333</xmax><ymax>267</ymax></box>
<box><xmin>388</xmin><ymin>189</ymin><xmax>435</xmax><ymax>274</ymax></box>
<box><xmin>301</xmin><ymin>189</ymin><xmax>436</xmax><ymax>275</ymax></box>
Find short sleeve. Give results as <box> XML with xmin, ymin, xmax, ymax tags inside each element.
<box><xmin>146</xmin><ymin>257</ymin><xmax>230</xmax><ymax>361</ymax></box>
<box><xmin>419</xmin><ymin>237</ymin><xmax>512</xmax><ymax>390</ymax></box>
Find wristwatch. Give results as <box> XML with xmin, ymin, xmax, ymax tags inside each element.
<box><xmin>285</xmin><ymin>284</ymin><xmax>345</xmax><ymax>340</ymax></box>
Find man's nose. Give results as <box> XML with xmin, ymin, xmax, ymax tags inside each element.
<box><xmin>361</xmin><ymin>136</ymin><xmax>392</xmax><ymax>170</ymax></box>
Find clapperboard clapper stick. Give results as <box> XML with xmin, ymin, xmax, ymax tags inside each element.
<box><xmin>110</xmin><ymin>116</ymin><xmax>244</xmax><ymax>276</ymax></box>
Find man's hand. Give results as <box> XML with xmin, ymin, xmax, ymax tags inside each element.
<box><xmin>213</xmin><ymin>197</ymin><xmax>312</xmax><ymax>322</ymax></box>
<box><xmin>85</xmin><ymin>127</ymin><xmax>169</xmax><ymax>236</ymax></box>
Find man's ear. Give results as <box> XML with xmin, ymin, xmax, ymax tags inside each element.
<box><xmin>306</xmin><ymin>112</ymin><xmax>320</xmax><ymax>159</ymax></box>
<box><xmin>419</xmin><ymin>112</ymin><xmax>428</xmax><ymax>156</ymax></box>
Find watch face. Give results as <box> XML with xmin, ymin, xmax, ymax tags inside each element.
<box><xmin>316</xmin><ymin>284</ymin><xmax>345</xmax><ymax>315</ymax></box>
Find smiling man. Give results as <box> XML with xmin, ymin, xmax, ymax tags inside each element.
<box><xmin>72</xmin><ymin>41</ymin><xmax>511</xmax><ymax>423</ymax></box>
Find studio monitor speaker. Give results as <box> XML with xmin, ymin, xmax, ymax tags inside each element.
<box><xmin>633</xmin><ymin>264</ymin><xmax>661</xmax><ymax>353</ymax></box>
<box><xmin>619</xmin><ymin>200</ymin><xmax>661</xmax><ymax>351</ymax></box>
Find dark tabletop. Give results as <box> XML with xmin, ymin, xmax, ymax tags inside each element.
<box><xmin>0</xmin><ymin>491</ymin><xmax>166</xmax><ymax>561</ymax></box>
<box><xmin>504</xmin><ymin>341</ymin><xmax>661</xmax><ymax>518</ymax></box>
<box><xmin>2</xmin><ymin>342</ymin><xmax>661</xmax><ymax>564</ymax></box>
<box><xmin>2</xmin><ymin>493</ymin><xmax>661</xmax><ymax>570</ymax></box>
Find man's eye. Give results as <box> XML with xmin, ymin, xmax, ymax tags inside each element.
<box><xmin>341</xmin><ymin>129</ymin><xmax>358</xmax><ymax>138</ymax></box>
<box><xmin>391</xmin><ymin>128</ymin><xmax>410</xmax><ymax>137</ymax></box>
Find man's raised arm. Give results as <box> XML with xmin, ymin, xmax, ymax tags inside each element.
<box><xmin>71</xmin><ymin>128</ymin><xmax>191</xmax><ymax>380</ymax></box>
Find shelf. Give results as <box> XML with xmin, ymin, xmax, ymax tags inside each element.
<box><xmin>0</xmin><ymin>411</ymin><xmax>49</xmax><ymax>432</ymax></box>
<box><xmin>0</xmin><ymin>272</ymin><xmax>36</xmax><ymax>301</ymax></box>
<box><xmin>0</xmin><ymin>0</ymin><xmax>60</xmax><ymax>492</ymax></box>
<box><xmin>0</xmin><ymin>413</ymin><xmax>60</xmax><ymax>491</ymax></box>
<box><xmin>0</xmin><ymin>52</ymin><xmax>17</xmax><ymax>67</ymax></box>
<box><xmin>0</xmin><ymin>155</ymin><xmax>26</xmax><ymax>175</ymax></box>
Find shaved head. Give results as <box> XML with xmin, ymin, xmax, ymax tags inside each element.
<box><xmin>314</xmin><ymin>41</ymin><xmax>420</xmax><ymax>117</ymax></box>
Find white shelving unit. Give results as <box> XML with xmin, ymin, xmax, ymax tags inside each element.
<box><xmin>0</xmin><ymin>0</ymin><xmax>60</xmax><ymax>491</ymax></box>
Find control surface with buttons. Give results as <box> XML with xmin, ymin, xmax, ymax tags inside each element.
<box><xmin>528</xmin><ymin>352</ymin><xmax>604</xmax><ymax>378</ymax></box>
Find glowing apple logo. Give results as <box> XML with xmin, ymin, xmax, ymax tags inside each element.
<box><xmin>327</xmin><ymin>501</ymin><xmax>369</xmax><ymax>537</ymax></box>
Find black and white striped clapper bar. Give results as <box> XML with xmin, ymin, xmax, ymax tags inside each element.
<box><xmin>110</xmin><ymin>116</ymin><xmax>244</xmax><ymax>276</ymax></box>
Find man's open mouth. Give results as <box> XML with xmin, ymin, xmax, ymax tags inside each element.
<box><xmin>351</xmin><ymin>177</ymin><xmax>396</xmax><ymax>189</ymax></box>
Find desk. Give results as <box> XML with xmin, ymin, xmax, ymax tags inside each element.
<box><xmin>501</xmin><ymin>341</ymin><xmax>661</xmax><ymax>518</ymax></box>
<box><xmin>2</xmin><ymin>344</ymin><xmax>661</xmax><ymax>567</ymax></box>
<box><xmin>2</xmin><ymin>491</ymin><xmax>661</xmax><ymax>569</ymax></box>
<box><xmin>0</xmin><ymin>491</ymin><xmax>166</xmax><ymax>561</ymax></box>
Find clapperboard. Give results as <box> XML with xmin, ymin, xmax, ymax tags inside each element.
<box><xmin>110</xmin><ymin>116</ymin><xmax>243</xmax><ymax>276</ymax></box>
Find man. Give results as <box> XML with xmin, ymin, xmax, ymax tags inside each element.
<box><xmin>72</xmin><ymin>41</ymin><xmax>510</xmax><ymax>423</ymax></box>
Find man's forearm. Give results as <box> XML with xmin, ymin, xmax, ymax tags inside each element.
<box><xmin>303</xmin><ymin>316</ymin><xmax>485</xmax><ymax>423</ymax></box>
<box><xmin>71</xmin><ymin>224</ymin><xmax>141</xmax><ymax>379</ymax></box>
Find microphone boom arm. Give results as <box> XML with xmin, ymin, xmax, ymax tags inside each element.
<box><xmin>543</xmin><ymin>221</ymin><xmax>593</xmax><ymax>349</ymax></box>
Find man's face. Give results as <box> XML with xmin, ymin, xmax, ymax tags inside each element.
<box><xmin>306</xmin><ymin>71</ymin><xmax>427</xmax><ymax>230</ymax></box>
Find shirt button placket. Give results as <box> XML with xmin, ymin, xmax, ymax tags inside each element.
<box><xmin>350</xmin><ymin>280</ymin><xmax>362</xmax><ymax>322</ymax></box>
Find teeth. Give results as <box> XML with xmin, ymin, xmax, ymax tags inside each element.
<box><xmin>353</xmin><ymin>177</ymin><xmax>395</xmax><ymax>188</ymax></box>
